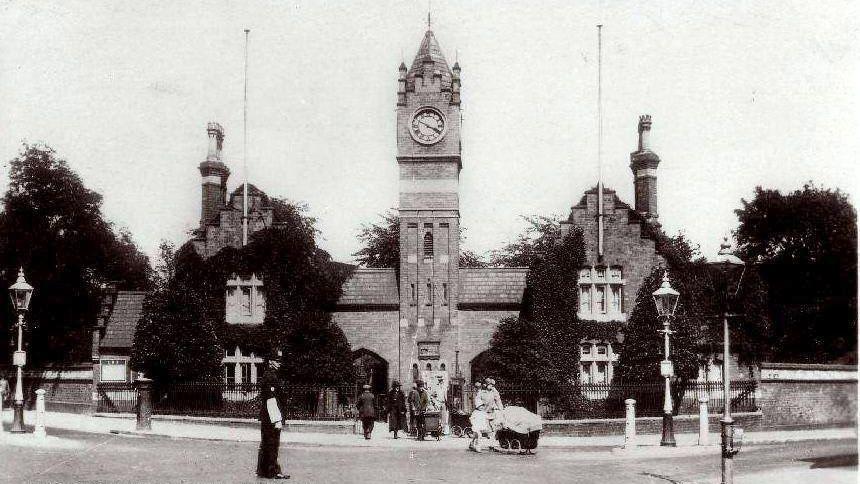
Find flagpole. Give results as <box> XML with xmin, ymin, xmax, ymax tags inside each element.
<box><xmin>242</xmin><ymin>28</ymin><xmax>250</xmax><ymax>247</ymax></box>
<box><xmin>597</xmin><ymin>24</ymin><xmax>605</xmax><ymax>258</ymax></box>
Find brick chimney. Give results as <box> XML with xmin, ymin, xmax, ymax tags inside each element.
<box><xmin>629</xmin><ymin>115</ymin><xmax>661</xmax><ymax>221</ymax></box>
<box><xmin>199</xmin><ymin>123</ymin><xmax>230</xmax><ymax>226</ymax></box>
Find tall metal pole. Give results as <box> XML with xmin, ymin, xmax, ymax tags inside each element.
<box><xmin>660</xmin><ymin>316</ymin><xmax>676</xmax><ymax>446</ymax></box>
<box><xmin>596</xmin><ymin>24</ymin><xmax>605</xmax><ymax>258</ymax></box>
<box><xmin>11</xmin><ymin>313</ymin><xmax>25</xmax><ymax>432</ymax></box>
<box><xmin>242</xmin><ymin>28</ymin><xmax>250</xmax><ymax>247</ymax></box>
<box><xmin>721</xmin><ymin>312</ymin><xmax>734</xmax><ymax>483</ymax></box>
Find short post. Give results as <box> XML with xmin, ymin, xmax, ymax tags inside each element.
<box><xmin>0</xmin><ymin>381</ymin><xmax>5</xmax><ymax>433</ymax></box>
<box><xmin>698</xmin><ymin>396</ymin><xmax>709</xmax><ymax>445</ymax></box>
<box><xmin>624</xmin><ymin>398</ymin><xmax>637</xmax><ymax>448</ymax></box>
<box><xmin>135</xmin><ymin>376</ymin><xmax>153</xmax><ymax>431</ymax></box>
<box><xmin>34</xmin><ymin>388</ymin><xmax>46</xmax><ymax>439</ymax></box>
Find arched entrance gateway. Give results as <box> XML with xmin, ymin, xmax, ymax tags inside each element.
<box><xmin>352</xmin><ymin>349</ymin><xmax>388</xmax><ymax>420</ymax></box>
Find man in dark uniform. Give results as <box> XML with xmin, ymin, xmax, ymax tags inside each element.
<box><xmin>356</xmin><ymin>384</ymin><xmax>376</xmax><ymax>439</ymax></box>
<box><xmin>257</xmin><ymin>358</ymin><xmax>289</xmax><ymax>480</ymax></box>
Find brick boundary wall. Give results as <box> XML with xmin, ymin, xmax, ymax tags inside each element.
<box><xmin>541</xmin><ymin>412</ymin><xmax>762</xmax><ymax>437</ymax></box>
<box><xmin>1</xmin><ymin>364</ymin><xmax>95</xmax><ymax>414</ymax></box>
<box><xmin>757</xmin><ymin>362</ymin><xmax>857</xmax><ymax>430</ymax></box>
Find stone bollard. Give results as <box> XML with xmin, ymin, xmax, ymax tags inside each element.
<box><xmin>698</xmin><ymin>396</ymin><xmax>709</xmax><ymax>445</ymax></box>
<box><xmin>135</xmin><ymin>376</ymin><xmax>153</xmax><ymax>431</ymax></box>
<box><xmin>34</xmin><ymin>389</ymin><xmax>46</xmax><ymax>438</ymax></box>
<box><xmin>624</xmin><ymin>398</ymin><xmax>637</xmax><ymax>449</ymax></box>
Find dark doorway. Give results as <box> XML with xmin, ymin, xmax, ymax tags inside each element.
<box><xmin>353</xmin><ymin>349</ymin><xmax>388</xmax><ymax>420</ymax></box>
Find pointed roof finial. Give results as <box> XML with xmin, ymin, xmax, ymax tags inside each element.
<box><xmin>427</xmin><ymin>0</ymin><xmax>432</xmax><ymax>30</ymax></box>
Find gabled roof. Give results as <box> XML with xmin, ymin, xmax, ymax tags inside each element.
<box><xmin>101</xmin><ymin>291</ymin><xmax>146</xmax><ymax>349</ymax></box>
<box><xmin>406</xmin><ymin>30</ymin><xmax>453</xmax><ymax>90</ymax></box>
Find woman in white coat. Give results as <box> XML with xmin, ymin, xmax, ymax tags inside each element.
<box><xmin>468</xmin><ymin>382</ymin><xmax>489</xmax><ymax>452</ymax></box>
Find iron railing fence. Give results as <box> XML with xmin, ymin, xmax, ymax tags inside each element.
<box><xmin>96</xmin><ymin>379</ymin><xmax>757</xmax><ymax>421</ymax></box>
<box><xmin>95</xmin><ymin>381</ymin><xmax>381</xmax><ymax>420</ymax></box>
<box><xmin>472</xmin><ymin>380</ymin><xmax>758</xmax><ymax>420</ymax></box>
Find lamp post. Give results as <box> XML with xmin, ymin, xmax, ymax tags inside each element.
<box><xmin>708</xmin><ymin>239</ymin><xmax>745</xmax><ymax>484</ymax></box>
<box><xmin>8</xmin><ymin>268</ymin><xmax>34</xmax><ymax>433</ymax></box>
<box><xmin>652</xmin><ymin>271</ymin><xmax>680</xmax><ymax>447</ymax></box>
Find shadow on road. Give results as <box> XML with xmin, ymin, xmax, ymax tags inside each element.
<box><xmin>802</xmin><ymin>454</ymin><xmax>858</xmax><ymax>469</ymax></box>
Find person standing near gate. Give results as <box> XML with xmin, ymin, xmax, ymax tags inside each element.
<box><xmin>407</xmin><ymin>382</ymin><xmax>420</xmax><ymax>436</ymax></box>
<box><xmin>257</xmin><ymin>358</ymin><xmax>289</xmax><ymax>480</ymax></box>
<box><xmin>387</xmin><ymin>380</ymin><xmax>406</xmax><ymax>439</ymax></box>
<box><xmin>357</xmin><ymin>384</ymin><xmax>376</xmax><ymax>439</ymax></box>
<box><xmin>414</xmin><ymin>380</ymin><xmax>430</xmax><ymax>441</ymax></box>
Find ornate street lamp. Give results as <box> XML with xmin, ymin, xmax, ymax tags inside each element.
<box><xmin>652</xmin><ymin>271</ymin><xmax>680</xmax><ymax>447</ymax></box>
<box><xmin>8</xmin><ymin>268</ymin><xmax>34</xmax><ymax>433</ymax></box>
<box><xmin>708</xmin><ymin>238</ymin><xmax>746</xmax><ymax>484</ymax></box>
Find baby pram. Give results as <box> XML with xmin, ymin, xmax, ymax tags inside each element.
<box><xmin>491</xmin><ymin>406</ymin><xmax>543</xmax><ymax>454</ymax></box>
<box><xmin>422</xmin><ymin>411</ymin><xmax>442</xmax><ymax>441</ymax></box>
<box><xmin>449</xmin><ymin>409</ymin><xmax>472</xmax><ymax>438</ymax></box>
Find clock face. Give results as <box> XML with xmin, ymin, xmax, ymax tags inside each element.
<box><xmin>410</xmin><ymin>107</ymin><xmax>447</xmax><ymax>145</ymax></box>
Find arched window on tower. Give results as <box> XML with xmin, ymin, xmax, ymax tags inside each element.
<box><xmin>423</xmin><ymin>232</ymin><xmax>434</xmax><ymax>263</ymax></box>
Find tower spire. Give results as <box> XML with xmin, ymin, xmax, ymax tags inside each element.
<box><xmin>427</xmin><ymin>0</ymin><xmax>432</xmax><ymax>30</ymax></box>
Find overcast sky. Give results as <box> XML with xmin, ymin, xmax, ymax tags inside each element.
<box><xmin>1</xmin><ymin>1</ymin><xmax>857</xmax><ymax>266</ymax></box>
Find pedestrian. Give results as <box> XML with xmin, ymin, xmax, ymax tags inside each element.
<box><xmin>387</xmin><ymin>380</ymin><xmax>407</xmax><ymax>439</ymax></box>
<box><xmin>483</xmin><ymin>378</ymin><xmax>504</xmax><ymax>442</ymax></box>
<box><xmin>0</xmin><ymin>373</ymin><xmax>8</xmax><ymax>428</ymax></box>
<box><xmin>357</xmin><ymin>384</ymin><xmax>376</xmax><ymax>440</ymax></box>
<box><xmin>415</xmin><ymin>380</ymin><xmax>430</xmax><ymax>441</ymax></box>
<box><xmin>469</xmin><ymin>382</ymin><xmax>488</xmax><ymax>452</ymax></box>
<box><xmin>407</xmin><ymin>382</ymin><xmax>420</xmax><ymax>436</ymax></box>
<box><xmin>257</xmin><ymin>358</ymin><xmax>289</xmax><ymax>480</ymax></box>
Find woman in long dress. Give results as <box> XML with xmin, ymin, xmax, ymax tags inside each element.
<box><xmin>469</xmin><ymin>382</ymin><xmax>488</xmax><ymax>452</ymax></box>
<box><xmin>387</xmin><ymin>380</ymin><xmax>407</xmax><ymax>439</ymax></box>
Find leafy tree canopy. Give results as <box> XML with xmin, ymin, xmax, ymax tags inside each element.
<box><xmin>489</xmin><ymin>215</ymin><xmax>562</xmax><ymax>268</ymax></box>
<box><xmin>353</xmin><ymin>210</ymin><xmax>487</xmax><ymax>268</ymax></box>
<box><xmin>479</xmin><ymin>226</ymin><xmax>586</xmax><ymax>415</ymax></box>
<box><xmin>0</xmin><ymin>144</ymin><xmax>151</xmax><ymax>364</ymax></box>
<box><xmin>132</xmin><ymin>199</ymin><xmax>355</xmax><ymax>385</ymax></box>
<box><xmin>735</xmin><ymin>183</ymin><xmax>857</xmax><ymax>363</ymax></box>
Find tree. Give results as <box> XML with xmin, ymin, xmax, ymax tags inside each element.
<box><xmin>489</xmin><ymin>215</ymin><xmax>562</xmax><ymax>267</ymax></box>
<box><xmin>735</xmin><ymin>183</ymin><xmax>857</xmax><ymax>363</ymax></box>
<box><xmin>480</xmin><ymin>226</ymin><xmax>587</xmax><ymax>416</ymax></box>
<box><xmin>132</xmin><ymin>200</ymin><xmax>355</xmax><ymax>386</ymax></box>
<box><xmin>354</xmin><ymin>211</ymin><xmax>399</xmax><ymax>269</ymax></box>
<box><xmin>353</xmin><ymin>211</ymin><xmax>488</xmax><ymax>268</ymax></box>
<box><xmin>615</xmin><ymin>232</ymin><xmax>771</xmax><ymax>414</ymax></box>
<box><xmin>130</xmin><ymin>243</ymin><xmax>222</xmax><ymax>383</ymax></box>
<box><xmin>0</xmin><ymin>144</ymin><xmax>151</xmax><ymax>364</ymax></box>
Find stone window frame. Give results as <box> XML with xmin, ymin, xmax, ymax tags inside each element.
<box><xmin>226</xmin><ymin>273</ymin><xmax>265</xmax><ymax>325</ymax></box>
<box><xmin>579</xmin><ymin>341</ymin><xmax>618</xmax><ymax>385</ymax></box>
<box><xmin>222</xmin><ymin>346</ymin><xmax>264</xmax><ymax>385</ymax></box>
<box><xmin>578</xmin><ymin>265</ymin><xmax>626</xmax><ymax>322</ymax></box>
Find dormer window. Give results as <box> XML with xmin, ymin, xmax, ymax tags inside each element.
<box><xmin>226</xmin><ymin>273</ymin><xmax>265</xmax><ymax>325</ymax></box>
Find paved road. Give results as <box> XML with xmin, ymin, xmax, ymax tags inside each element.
<box><xmin>0</xmin><ymin>429</ymin><xmax>855</xmax><ymax>484</ymax></box>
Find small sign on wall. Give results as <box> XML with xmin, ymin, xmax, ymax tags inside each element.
<box><xmin>418</xmin><ymin>341</ymin><xmax>440</xmax><ymax>360</ymax></box>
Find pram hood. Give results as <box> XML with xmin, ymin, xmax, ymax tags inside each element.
<box><xmin>497</xmin><ymin>406</ymin><xmax>543</xmax><ymax>434</ymax></box>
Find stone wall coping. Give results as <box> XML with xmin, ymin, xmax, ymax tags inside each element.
<box><xmin>543</xmin><ymin>411</ymin><xmax>762</xmax><ymax>426</ymax></box>
<box><xmin>760</xmin><ymin>362</ymin><xmax>857</xmax><ymax>371</ymax></box>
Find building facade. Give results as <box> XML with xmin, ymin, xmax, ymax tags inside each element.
<box><xmin>94</xmin><ymin>27</ymin><xmax>680</xmax><ymax>392</ymax></box>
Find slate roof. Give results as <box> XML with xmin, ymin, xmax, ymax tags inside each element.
<box><xmin>458</xmin><ymin>268</ymin><xmax>528</xmax><ymax>306</ymax></box>
<box><xmin>100</xmin><ymin>291</ymin><xmax>146</xmax><ymax>349</ymax></box>
<box><xmin>406</xmin><ymin>29</ymin><xmax>453</xmax><ymax>91</ymax></box>
<box><xmin>337</xmin><ymin>268</ymin><xmax>400</xmax><ymax>307</ymax></box>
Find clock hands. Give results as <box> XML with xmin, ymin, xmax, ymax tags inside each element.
<box><xmin>417</xmin><ymin>119</ymin><xmax>442</xmax><ymax>134</ymax></box>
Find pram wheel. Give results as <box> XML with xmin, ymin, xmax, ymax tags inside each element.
<box><xmin>464</xmin><ymin>427</ymin><xmax>474</xmax><ymax>438</ymax></box>
<box><xmin>509</xmin><ymin>439</ymin><xmax>522</xmax><ymax>453</ymax></box>
<box><xmin>498</xmin><ymin>437</ymin><xmax>509</xmax><ymax>450</ymax></box>
<box><xmin>451</xmin><ymin>426</ymin><xmax>462</xmax><ymax>437</ymax></box>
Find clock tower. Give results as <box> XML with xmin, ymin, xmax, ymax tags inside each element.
<box><xmin>397</xmin><ymin>28</ymin><xmax>462</xmax><ymax>382</ymax></box>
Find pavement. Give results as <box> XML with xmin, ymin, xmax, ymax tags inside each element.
<box><xmin>1</xmin><ymin>408</ymin><xmax>856</xmax><ymax>456</ymax></box>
